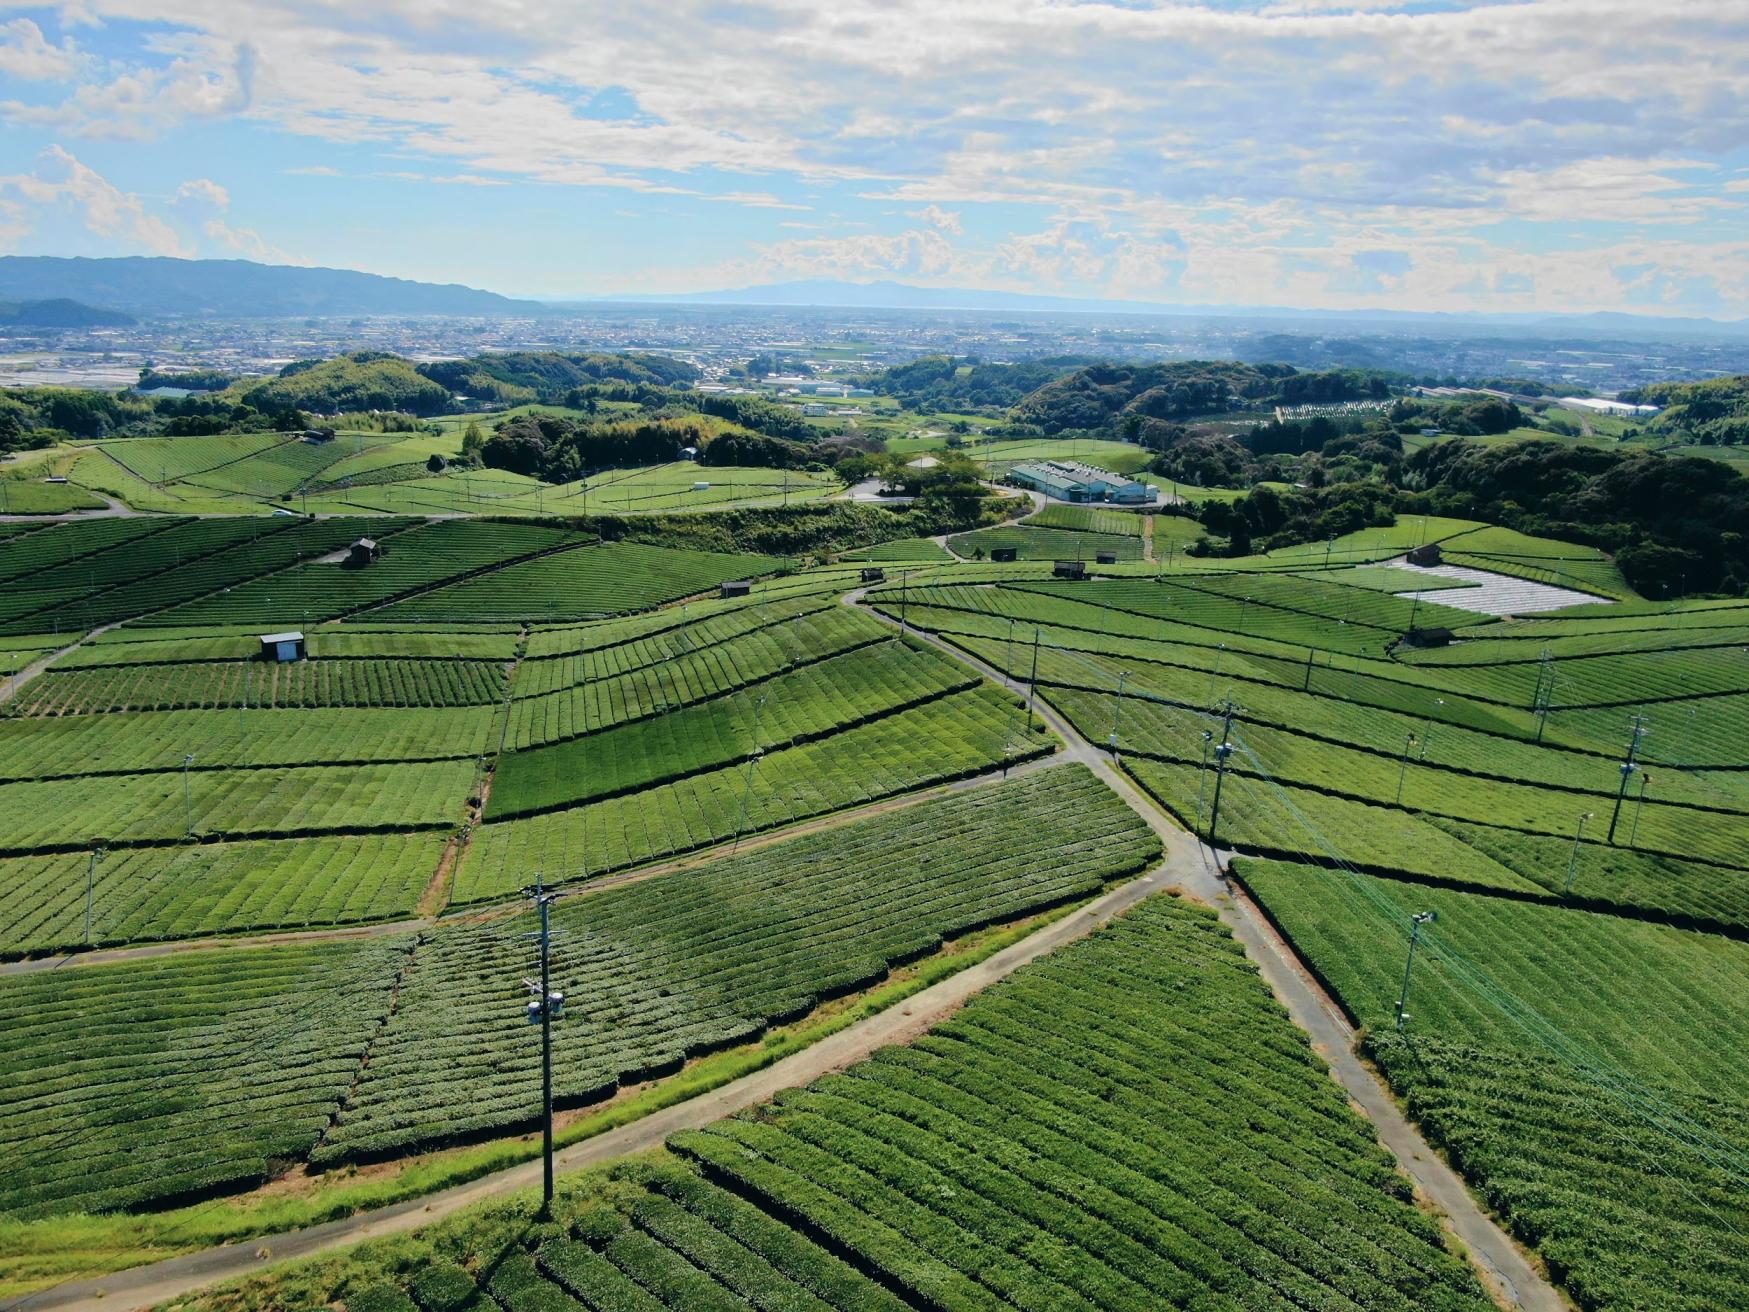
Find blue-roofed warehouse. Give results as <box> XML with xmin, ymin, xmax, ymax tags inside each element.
<box><xmin>1007</xmin><ymin>459</ymin><xmax>1150</xmax><ymax>504</ymax></box>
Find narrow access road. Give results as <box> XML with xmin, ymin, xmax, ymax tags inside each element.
<box><xmin>0</xmin><ymin>618</ymin><xmax>126</xmax><ymax>707</ymax></box>
<box><xmin>11</xmin><ymin>587</ymin><xmax>1561</xmax><ymax>1312</ymax></box>
<box><xmin>848</xmin><ymin>591</ymin><xmax>1566</xmax><ymax>1312</ymax></box>
<box><xmin>11</xmin><ymin>846</ymin><xmax>1191</xmax><ymax>1312</ymax></box>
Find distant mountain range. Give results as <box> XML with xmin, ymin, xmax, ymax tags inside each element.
<box><xmin>605</xmin><ymin>278</ymin><xmax>1749</xmax><ymax>338</ymax></box>
<box><xmin>0</xmin><ymin>297</ymin><xmax>135</xmax><ymax>328</ymax></box>
<box><xmin>2</xmin><ymin>258</ymin><xmax>1744</xmax><ymax>340</ymax></box>
<box><xmin>0</xmin><ymin>257</ymin><xmax>544</xmax><ymax>319</ymax></box>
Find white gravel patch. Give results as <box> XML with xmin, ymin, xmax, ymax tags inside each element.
<box><xmin>1381</xmin><ymin>557</ymin><xmax>1609</xmax><ymax>616</ymax></box>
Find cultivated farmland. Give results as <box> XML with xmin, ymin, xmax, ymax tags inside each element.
<box><xmin>2</xmin><ymin>501</ymin><xmax>1743</xmax><ymax>1312</ymax></box>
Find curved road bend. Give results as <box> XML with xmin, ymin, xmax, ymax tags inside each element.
<box><xmin>849</xmin><ymin>588</ymin><xmax>1565</xmax><ymax>1312</ymax></box>
<box><xmin>5</xmin><ymin>589</ymin><xmax>1562</xmax><ymax>1312</ymax></box>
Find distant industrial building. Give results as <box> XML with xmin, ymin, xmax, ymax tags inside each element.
<box><xmin>1557</xmin><ymin>396</ymin><xmax>1660</xmax><ymax>417</ymax></box>
<box><xmin>1008</xmin><ymin>460</ymin><xmax>1150</xmax><ymax>505</ymax></box>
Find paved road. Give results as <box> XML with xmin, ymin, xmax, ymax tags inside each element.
<box><xmin>851</xmin><ymin>595</ymin><xmax>1564</xmax><ymax>1312</ymax></box>
<box><xmin>10</xmin><ymin>832</ymin><xmax>1192</xmax><ymax>1312</ymax></box>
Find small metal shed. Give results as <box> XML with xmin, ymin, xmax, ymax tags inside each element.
<box><xmin>860</xmin><ymin>566</ymin><xmax>886</xmax><ymax>583</ymax></box>
<box><xmin>1052</xmin><ymin>560</ymin><xmax>1088</xmax><ymax>580</ymax></box>
<box><xmin>347</xmin><ymin>537</ymin><xmax>381</xmax><ymax>567</ymax></box>
<box><xmin>258</xmin><ymin>631</ymin><xmax>306</xmax><ymax>662</ymax></box>
<box><xmin>720</xmin><ymin>580</ymin><xmax>753</xmax><ymax>598</ymax></box>
<box><xmin>990</xmin><ymin>546</ymin><xmax>1019</xmax><ymax>563</ymax></box>
<box><xmin>1095</xmin><ymin>550</ymin><xmax>1118</xmax><ymax>565</ymax></box>
<box><xmin>1407</xmin><ymin>543</ymin><xmax>1443</xmax><ymax>567</ymax></box>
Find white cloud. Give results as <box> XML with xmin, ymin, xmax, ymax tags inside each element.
<box><xmin>1</xmin><ymin>33</ymin><xmax>253</xmax><ymax>140</ymax></box>
<box><xmin>0</xmin><ymin>145</ymin><xmax>188</xmax><ymax>255</ymax></box>
<box><xmin>5</xmin><ymin>2</ymin><xmax>1749</xmax><ymax>311</ymax></box>
<box><xmin>906</xmin><ymin>204</ymin><xmax>962</xmax><ymax>234</ymax></box>
<box><xmin>0</xmin><ymin>17</ymin><xmax>76</xmax><ymax>81</ymax></box>
<box><xmin>202</xmin><ymin>215</ymin><xmax>296</xmax><ymax>263</ymax></box>
<box><xmin>174</xmin><ymin>177</ymin><xmax>229</xmax><ymax>211</ymax></box>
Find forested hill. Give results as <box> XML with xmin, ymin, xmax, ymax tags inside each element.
<box><xmin>237</xmin><ymin>350</ymin><xmax>700</xmax><ymax>417</ymax></box>
<box><xmin>855</xmin><ymin>354</ymin><xmax>1095</xmax><ymax>410</ymax></box>
<box><xmin>1011</xmin><ymin>361</ymin><xmax>1392</xmax><ymax>434</ymax></box>
<box><xmin>0</xmin><ymin>297</ymin><xmax>135</xmax><ymax>328</ymax></box>
<box><xmin>0</xmin><ymin>256</ymin><xmax>543</xmax><ymax>318</ymax></box>
<box><xmin>1622</xmin><ymin>375</ymin><xmax>1749</xmax><ymax>445</ymax></box>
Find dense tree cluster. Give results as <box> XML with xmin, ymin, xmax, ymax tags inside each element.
<box><xmin>1011</xmin><ymin>361</ymin><xmax>1390</xmax><ymax>435</ymax></box>
<box><xmin>417</xmin><ymin>351</ymin><xmax>698</xmax><ymax>405</ymax></box>
<box><xmin>241</xmin><ymin>351</ymin><xmax>453</xmax><ymax>416</ymax></box>
<box><xmin>1202</xmin><ymin>438</ymin><xmax>1748</xmax><ymax>596</ymax></box>
<box><xmin>478</xmin><ymin>413</ymin><xmax>815</xmax><ymax>483</ymax></box>
<box><xmin>1625</xmin><ymin>375</ymin><xmax>1749</xmax><ymax>446</ymax></box>
<box><xmin>1409</xmin><ymin>440</ymin><xmax>1749</xmax><ymax>595</ymax></box>
<box><xmin>1196</xmin><ymin>482</ymin><xmax>1399</xmax><ymax>557</ymax></box>
<box><xmin>858</xmin><ymin>355</ymin><xmax>1091</xmax><ymax>412</ymax></box>
<box><xmin>136</xmin><ymin>368</ymin><xmax>237</xmax><ymax>392</ymax></box>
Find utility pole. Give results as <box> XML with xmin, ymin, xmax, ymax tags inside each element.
<box><xmin>1205</xmin><ymin>701</ymin><xmax>1238</xmax><ymax>849</ymax></box>
<box><xmin>1420</xmin><ymin>700</ymin><xmax>1445</xmax><ymax>760</ymax></box>
<box><xmin>1394</xmin><ymin>732</ymin><xmax>1417</xmax><ymax>806</ymax></box>
<box><xmin>1025</xmin><ymin>628</ymin><xmax>1041</xmax><ymax>731</ymax></box>
<box><xmin>1605</xmin><ymin>716</ymin><xmax>1649</xmax><ymax>844</ymax></box>
<box><xmin>1564</xmin><ymin>812</ymin><xmax>1595</xmax><ymax>895</ymax></box>
<box><xmin>1206</xmin><ymin>642</ymin><xmax>1227</xmax><ymax>702</ymax></box>
<box><xmin>1107</xmin><ymin>671</ymin><xmax>1127</xmax><ymax>759</ymax></box>
<box><xmin>1302</xmin><ymin>647</ymin><xmax>1315</xmax><ymax>692</ymax></box>
<box><xmin>1394</xmin><ymin>910</ymin><xmax>1436</xmax><ymax>1031</ymax></box>
<box><xmin>1532</xmin><ymin>646</ymin><xmax>1555</xmax><ymax>743</ymax></box>
<box><xmin>1630</xmin><ymin>774</ymin><xmax>1650</xmax><ymax>848</ymax></box>
<box><xmin>1194</xmin><ymin>729</ymin><xmax>1214</xmax><ymax>831</ymax></box>
<box><xmin>521</xmin><ymin>880</ymin><xmax>562</xmax><ymax>1220</ymax></box>
<box><xmin>84</xmin><ymin>847</ymin><xmax>105</xmax><ymax>945</ymax></box>
<box><xmin>730</xmin><ymin>695</ymin><xmax>768</xmax><ymax>854</ymax></box>
<box><xmin>182</xmin><ymin>752</ymin><xmax>196</xmax><ymax>837</ymax></box>
<box><xmin>898</xmin><ymin>569</ymin><xmax>910</xmax><ymax>635</ymax></box>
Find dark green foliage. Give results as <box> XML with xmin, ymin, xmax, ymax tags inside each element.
<box><xmin>1197</xmin><ymin>481</ymin><xmax>1399</xmax><ymax>555</ymax></box>
<box><xmin>417</xmin><ymin>352</ymin><xmax>699</xmax><ymax>404</ymax></box>
<box><xmin>482</xmin><ymin>414</ymin><xmax>756</xmax><ymax>480</ymax></box>
<box><xmin>240</xmin><ymin>352</ymin><xmax>453</xmax><ymax>417</ymax></box>
<box><xmin>0</xmin><ymin>386</ymin><xmax>155</xmax><ymax>441</ymax></box>
<box><xmin>136</xmin><ymin>367</ymin><xmax>237</xmax><ymax>392</ymax></box>
<box><xmin>690</xmin><ymin>393</ymin><xmax>817</xmax><ymax>443</ymax></box>
<box><xmin>1625</xmin><ymin>374</ymin><xmax>1749</xmax><ymax>445</ymax></box>
<box><xmin>858</xmin><ymin>354</ymin><xmax>1091</xmax><ymax>410</ymax></box>
<box><xmin>1011</xmin><ymin>360</ymin><xmax>1389</xmax><ymax>434</ymax></box>
<box><xmin>1409</xmin><ymin>440</ymin><xmax>1749</xmax><ymax>595</ymax></box>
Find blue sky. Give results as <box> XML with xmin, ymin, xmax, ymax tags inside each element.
<box><xmin>0</xmin><ymin>1</ymin><xmax>1745</xmax><ymax>314</ymax></box>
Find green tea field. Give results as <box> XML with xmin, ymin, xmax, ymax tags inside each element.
<box><xmin>0</xmin><ymin>497</ymin><xmax>1741</xmax><ymax>1312</ymax></box>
